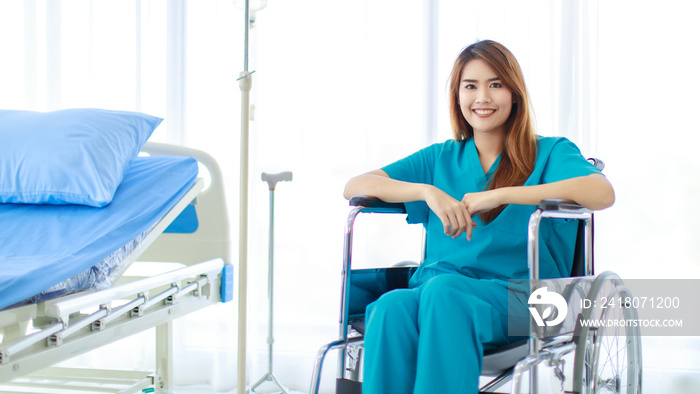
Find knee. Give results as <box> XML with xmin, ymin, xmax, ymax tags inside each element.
<box><xmin>366</xmin><ymin>289</ymin><xmax>417</xmax><ymax>325</ymax></box>
<box><xmin>417</xmin><ymin>275</ymin><xmax>487</xmax><ymax>318</ymax></box>
<box><xmin>419</xmin><ymin>275</ymin><xmax>477</xmax><ymax>302</ymax></box>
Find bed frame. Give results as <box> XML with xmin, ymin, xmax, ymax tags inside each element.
<box><xmin>0</xmin><ymin>142</ymin><xmax>232</xmax><ymax>393</ymax></box>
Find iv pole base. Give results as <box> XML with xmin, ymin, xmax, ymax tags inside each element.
<box><xmin>248</xmin><ymin>372</ymin><xmax>290</xmax><ymax>394</ymax></box>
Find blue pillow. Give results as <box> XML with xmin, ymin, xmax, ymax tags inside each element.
<box><xmin>0</xmin><ymin>108</ymin><xmax>162</xmax><ymax>207</ymax></box>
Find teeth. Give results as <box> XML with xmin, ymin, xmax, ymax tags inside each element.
<box><xmin>474</xmin><ymin>109</ymin><xmax>495</xmax><ymax>115</ymax></box>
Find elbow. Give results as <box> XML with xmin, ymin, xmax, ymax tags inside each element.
<box><xmin>606</xmin><ymin>182</ymin><xmax>616</xmax><ymax>207</ymax></box>
<box><xmin>598</xmin><ymin>186</ymin><xmax>615</xmax><ymax>210</ymax></box>
<box><xmin>573</xmin><ymin>174</ymin><xmax>614</xmax><ymax>211</ymax></box>
<box><xmin>343</xmin><ymin>183</ymin><xmax>353</xmax><ymax>200</ymax></box>
<box><xmin>343</xmin><ymin>170</ymin><xmax>386</xmax><ymax>200</ymax></box>
<box><xmin>589</xmin><ymin>175</ymin><xmax>615</xmax><ymax>211</ymax></box>
<box><xmin>606</xmin><ymin>183</ymin><xmax>616</xmax><ymax>208</ymax></box>
<box><xmin>343</xmin><ymin>176</ymin><xmax>360</xmax><ymax>200</ymax></box>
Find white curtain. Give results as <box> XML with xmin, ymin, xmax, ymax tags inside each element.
<box><xmin>2</xmin><ymin>1</ymin><xmax>699</xmax><ymax>392</ymax></box>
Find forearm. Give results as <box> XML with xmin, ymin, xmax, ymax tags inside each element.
<box><xmin>343</xmin><ymin>170</ymin><xmax>432</xmax><ymax>202</ymax></box>
<box><xmin>498</xmin><ymin>174</ymin><xmax>615</xmax><ymax>211</ymax></box>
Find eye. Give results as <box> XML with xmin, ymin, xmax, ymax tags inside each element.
<box><xmin>463</xmin><ymin>84</ymin><xmax>476</xmax><ymax>90</ymax></box>
<box><xmin>490</xmin><ymin>82</ymin><xmax>503</xmax><ymax>88</ymax></box>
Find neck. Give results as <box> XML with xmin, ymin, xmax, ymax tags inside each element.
<box><xmin>473</xmin><ymin>130</ymin><xmax>504</xmax><ymax>158</ymax></box>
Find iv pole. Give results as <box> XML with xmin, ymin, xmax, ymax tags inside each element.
<box><xmin>237</xmin><ymin>0</ymin><xmax>252</xmax><ymax>393</ymax></box>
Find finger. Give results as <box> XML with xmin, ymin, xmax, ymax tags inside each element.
<box><xmin>446</xmin><ymin>212</ymin><xmax>461</xmax><ymax>237</ymax></box>
<box><xmin>465</xmin><ymin>213</ymin><xmax>473</xmax><ymax>241</ymax></box>
<box><xmin>452</xmin><ymin>210</ymin><xmax>468</xmax><ymax>239</ymax></box>
<box><xmin>438</xmin><ymin>213</ymin><xmax>451</xmax><ymax>236</ymax></box>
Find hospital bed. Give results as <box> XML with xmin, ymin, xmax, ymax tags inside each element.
<box><xmin>310</xmin><ymin>161</ymin><xmax>643</xmax><ymax>393</ymax></box>
<box><xmin>0</xmin><ymin>141</ymin><xmax>233</xmax><ymax>393</ymax></box>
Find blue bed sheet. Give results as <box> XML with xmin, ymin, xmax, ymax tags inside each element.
<box><xmin>0</xmin><ymin>156</ymin><xmax>198</xmax><ymax>310</ymax></box>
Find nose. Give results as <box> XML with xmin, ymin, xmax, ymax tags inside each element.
<box><xmin>476</xmin><ymin>90</ymin><xmax>491</xmax><ymax>104</ymax></box>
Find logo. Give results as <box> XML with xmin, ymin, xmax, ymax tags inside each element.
<box><xmin>528</xmin><ymin>287</ymin><xmax>568</xmax><ymax>327</ymax></box>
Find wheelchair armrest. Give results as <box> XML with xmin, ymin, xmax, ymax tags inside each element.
<box><xmin>537</xmin><ymin>199</ymin><xmax>591</xmax><ymax>215</ymax></box>
<box><xmin>349</xmin><ymin>195</ymin><xmax>407</xmax><ymax>213</ymax></box>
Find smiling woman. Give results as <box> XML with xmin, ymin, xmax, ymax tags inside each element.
<box><xmin>345</xmin><ymin>40</ymin><xmax>613</xmax><ymax>393</ymax></box>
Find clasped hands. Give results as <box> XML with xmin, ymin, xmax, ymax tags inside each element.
<box><xmin>424</xmin><ymin>186</ymin><xmax>504</xmax><ymax>241</ymax></box>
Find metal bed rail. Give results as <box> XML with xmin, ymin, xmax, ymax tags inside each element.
<box><xmin>0</xmin><ymin>258</ymin><xmax>225</xmax><ymax>382</ymax></box>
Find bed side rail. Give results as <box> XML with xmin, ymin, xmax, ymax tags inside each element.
<box><xmin>0</xmin><ymin>258</ymin><xmax>227</xmax><ymax>377</ymax></box>
<box><xmin>138</xmin><ymin>142</ymin><xmax>231</xmax><ymax>265</ymax></box>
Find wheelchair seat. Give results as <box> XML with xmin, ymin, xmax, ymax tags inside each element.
<box><xmin>482</xmin><ymin>340</ymin><xmax>529</xmax><ymax>376</ymax></box>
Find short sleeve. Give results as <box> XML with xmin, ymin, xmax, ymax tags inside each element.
<box><xmin>381</xmin><ymin>142</ymin><xmax>442</xmax><ymax>185</ymax></box>
<box><xmin>541</xmin><ymin>138</ymin><xmax>601</xmax><ymax>184</ymax></box>
<box><xmin>380</xmin><ymin>143</ymin><xmax>443</xmax><ymax>225</ymax></box>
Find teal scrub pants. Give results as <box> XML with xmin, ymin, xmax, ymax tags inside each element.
<box><xmin>362</xmin><ymin>274</ymin><xmax>527</xmax><ymax>394</ymax></box>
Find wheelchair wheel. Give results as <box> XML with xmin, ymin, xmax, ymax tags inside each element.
<box><xmin>558</xmin><ymin>277</ymin><xmax>590</xmax><ymax>336</ymax></box>
<box><xmin>573</xmin><ymin>283</ymin><xmax>643</xmax><ymax>394</ymax></box>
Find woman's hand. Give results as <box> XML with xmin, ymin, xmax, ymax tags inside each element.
<box><xmin>424</xmin><ymin>186</ymin><xmax>477</xmax><ymax>240</ymax></box>
<box><xmin>461</xmin><ymin>189</ymin><xmax>505</xmax><ymax>217</ymax></box>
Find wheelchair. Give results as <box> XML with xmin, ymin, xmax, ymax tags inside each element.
<box><xmin>310</xmin><ymin>161</ymin><xmax>642</xmax><ymax>394</ymax></box>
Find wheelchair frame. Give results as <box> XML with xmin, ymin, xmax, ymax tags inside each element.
<box><xmin>311</xmin><ymin>175</ymin><xmax>642</xmax><ymax>394</ymax></box>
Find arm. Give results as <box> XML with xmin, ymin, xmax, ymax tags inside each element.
<box><xmin>344</xmin><ymin>170</ymin><xmax>477</xmax><ymax>240</ymax></box>
<box><xmin>343</xmin><ymin>170</ymin><xmax>429</xmax><ymax>202</ymax></box>
<box><xmin>462</xmin><ymin>173</ymin><xmax>615</xmax><ymax>214</ymax></box>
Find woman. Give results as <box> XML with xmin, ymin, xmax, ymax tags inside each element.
<box><xmin>343</xmin><ymin>40</ymin><xmax>614</xmax><ymax>393</ymax></box>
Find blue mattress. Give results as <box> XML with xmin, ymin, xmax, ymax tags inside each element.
<box><xmin>0</xmin><ymin>156</ymin><xmax>198</xmax><ymax>310</ymax></box>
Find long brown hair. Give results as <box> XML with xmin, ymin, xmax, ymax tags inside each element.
<box><xmin>448</xmin><ymin>40</ymin><xmax>538</xmax><ymax>223</ymax></box>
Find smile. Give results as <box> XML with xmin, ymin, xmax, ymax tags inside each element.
<box><xmin>473</xmin><ymin>109</ymin><xmax>495</xmax><ymax>117</ymax></box>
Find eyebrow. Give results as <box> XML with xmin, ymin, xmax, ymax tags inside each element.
<box><xmin>462</xmin><ymin>77</ymin><xmax>501</xmax><ymax>83</ymax></box>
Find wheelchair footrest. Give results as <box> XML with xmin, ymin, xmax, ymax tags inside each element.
<box><xmin>337</xmin><ymin>378</ymin><xmax>362</xmax><ymax>394</ymax></box>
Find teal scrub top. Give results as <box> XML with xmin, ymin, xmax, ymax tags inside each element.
<box><xmin>382</xmin><ymin>136</ymin><xmax>601</xmax><ymax>286</ymax></box>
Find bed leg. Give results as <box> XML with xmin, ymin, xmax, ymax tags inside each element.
<box><xmin>156</xmin><ymin>321</ymin><xmax>174</xmax><ymax>392</ymax></box>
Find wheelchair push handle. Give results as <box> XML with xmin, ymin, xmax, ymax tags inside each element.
<box><xmin>588</xmin><ymin>157</ymin><xmax>605</xmax><ymax>171</ymax></box>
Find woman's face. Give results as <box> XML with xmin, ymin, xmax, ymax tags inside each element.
<box><xmin>458</xmin><ymin>59</ymin><xmax>514</xmax><ymax>137</ymax></box>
